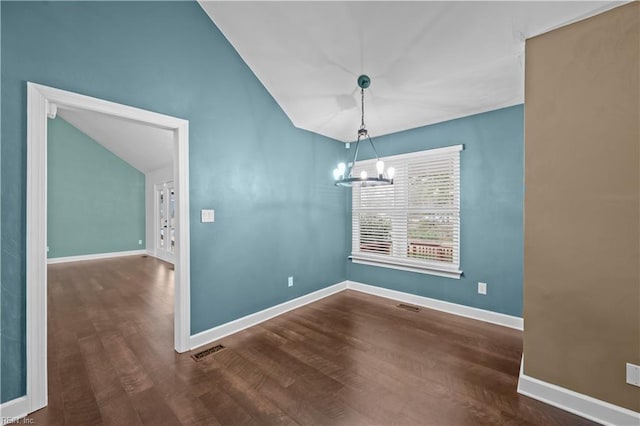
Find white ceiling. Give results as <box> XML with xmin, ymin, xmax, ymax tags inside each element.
<box><xmin>57</xmin><ymin>108</ymin><xmax>174</xmax><ymax>174</ymax></box>
<box><xmin>200</xmin><ymin>1</ymin><xmax>623</xmax><ymax>142</ymax></box>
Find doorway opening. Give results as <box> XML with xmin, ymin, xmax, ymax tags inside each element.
<box><xmin>25</xmin><ymin>83</ymin><xmax>191</xmax><ymax>414</ymax></box>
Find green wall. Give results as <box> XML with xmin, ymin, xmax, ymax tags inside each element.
<box><xmin>47</xmin><ymin>117</ymin><xmax>145</xmax><ymax>258</ymax></box>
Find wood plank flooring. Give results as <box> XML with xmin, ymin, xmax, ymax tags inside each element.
<box><xmin>29</xmin><ymin>256</ymin><xmax>595</xmax><ymax>425</ymax></box>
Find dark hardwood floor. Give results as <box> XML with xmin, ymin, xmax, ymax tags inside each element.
<box><xmin>29</xmin><ymin>255</ymin><xmax>594</xmax><ymax>425</ymax></box>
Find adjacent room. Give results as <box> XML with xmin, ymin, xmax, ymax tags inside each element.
<box><xmin>1</xmin><ymin>1</ymin><xmax>638</xmax><ymax>425</ymax></box>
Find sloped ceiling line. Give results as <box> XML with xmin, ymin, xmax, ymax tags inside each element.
<box><xmin>57</xmin><ymin>108</ymin><xmax>174</xmax><ymax>174</ymax></box>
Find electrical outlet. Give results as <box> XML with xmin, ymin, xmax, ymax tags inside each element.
<box><xmin>478</xmin><ymin>282</ymin><xmax>487</xmax><ymax>295</ymax></box>
<box><xmin>626</xmin><ymin>363</ymin><xmax>640</xmax><ymax>387</ymax></box>
<box><xmin>288</xmin><ymin>276</ymin><xmax>293</xmax><ymax>287</ymax></box>
<box><xmin>138</xmin><ymin>240</ymin><xmax>142</xmax><ymax>245</ymax></box>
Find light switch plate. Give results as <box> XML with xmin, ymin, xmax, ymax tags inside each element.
<box><xmin>201</xmin><ymin>209</ymin><xmax>215</xmax><ymax>223</ymax></box>
<box><xmin>626</xmin><ymin>363</ymin><xmax>640</xmax><ymax>387</ymax></box>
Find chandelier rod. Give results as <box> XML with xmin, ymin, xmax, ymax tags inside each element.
<box><xmin>349</xmin><ymin>87</ymin><xmax>382</xmax><ymax>176</ymax></box>
<box><xmin>360</xmin><ymin>88</ymin><xmax>366</xmax><ymax>129</ymax></box>
<box><xmin>360</xmin><ymin>86</ymin><xmax>381</xmax><ymax>160</ymax></box>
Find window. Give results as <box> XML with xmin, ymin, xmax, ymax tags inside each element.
<box><xmin>351</xmin><ymin>144</ymin><xmax>462</xmax><ymax>278</ymax></box>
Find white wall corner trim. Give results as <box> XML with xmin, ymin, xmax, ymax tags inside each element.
<box><xmin>190</xmin><ymin>281</ymin><xmax>348</xmax><ymax>350</ymax></box>
<box><xmin>47</xmin><ymin>250</ymin><xmax>147</xmax><ymax>264</ymax></box>
<box><xmin>518</xmin><ymin>358</ymin><xmax>640</xmax><ymax>426</ymax></box>
<box><xmin>345</xmin><ymin>281</ymin><xmax>523</xmax><ymax>330</ymax></box>
<box><xmin>0</xmin><ymin>396</ymin><xmax>29</xmax><ymax>423</ymax></box>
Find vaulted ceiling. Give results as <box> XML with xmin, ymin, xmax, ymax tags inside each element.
<box><xmin>199</xmin><ymin>1</ymin><xmax>623</xmax><ymax>142</ymax></box>
<box><xmin>58</xmin><ymin>108</ymin><xmax>174</xmax><ymax>174</ymax></box>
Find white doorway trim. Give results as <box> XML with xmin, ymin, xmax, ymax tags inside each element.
<box><xmin>26</xmin><ymin>82</ymin><xmax>191</xmax><ymax>414</ymax></box>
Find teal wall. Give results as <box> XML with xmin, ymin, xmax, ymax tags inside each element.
<box><xmin>47</xmin><ymin>117</ymin><xmax>145</xmax><ymax>258</ymax></box>
<box><xmin>1</xmin><ymin>1</ymin><xmax>347</xmax><ymax>403</ymax></box>
<box><xmin>346</xmin><ymin>105</ymin><xmax>524</xmax><ymax>317</ymax></box>
<box><xmin>0</xmin><ymin>0</ymin><xmax>3</xmax><ymax>407</ymax></box>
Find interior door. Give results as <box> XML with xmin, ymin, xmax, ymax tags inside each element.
<box><xmin>155</xmin><ymin>181</ymin><xmax>176</xmax><ymax>262</ymax></box>
<box><xmin>167</xmin><ymin>183</ymin><xmax>176</xmax><ymax>256</ymax></box>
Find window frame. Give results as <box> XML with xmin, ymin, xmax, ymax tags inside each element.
<box><xmin>349</xmin><ymin>144</ymin><xmax>463</xmax><ymax>279</ymax></box>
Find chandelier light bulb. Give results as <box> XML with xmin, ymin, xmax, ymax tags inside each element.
<box><xmin>337</xmin><ymin>162</ymin><xmax>346</xmax><ymax>173</ymax></box>
<box><xmin>333</xmin><ymin>168</ymin><xmax>341</xmax><ymax>180</ymax></box>
<box><xmin>376</xmin><ymin>160</ymin><xmax>385</xmax><ymax>175</ymax></box>
<box><xmin>387</xmin><ymin>167</ymin><xmax>395</xmax><ymax>179</ymax></box>
<box><xmin>360</xmin><ymin>170</ymin><xmax>368</xmax><ymax>179</ymax></box>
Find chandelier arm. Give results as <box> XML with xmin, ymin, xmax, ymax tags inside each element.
<box><xmin>367</xmin><ymin>134</ymin><xmax>381</xmax><ymax>161</ymax></box>
<box><xmin>349</xmin><ymin>134</ymin><xmax>362</xmax><ymax>177</ymax></box>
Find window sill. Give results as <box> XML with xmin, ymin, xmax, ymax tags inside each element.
<box><xmin>349</xmin><ymin>254</ymin><xmax>462</xmax><ymax>279</ymax></box>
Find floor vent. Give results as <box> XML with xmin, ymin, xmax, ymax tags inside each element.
<box><xmin>398</xmin><ymin>303</ymin><xmax>421</xmax><ymax>312</ymax></box>
<box><xmin>191</xmin><ymin>344</ymin><xmax>226</xmax><ymax>361</ymax></box>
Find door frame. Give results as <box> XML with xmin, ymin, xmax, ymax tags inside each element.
<box><xmin>26</xmin><ymin>82</ymin><xmax>191</xmax><ymax>414</ymax></box>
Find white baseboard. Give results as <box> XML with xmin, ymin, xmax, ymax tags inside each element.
<box><xmin>190</xmin><ymin>281</ymin><xmax>348</xmax><ymax>350</ymax></box>
<box><xmin>191</xmin><ymin>279</ymin><xmax>523</xmax><ymax>351</ymax></box>
<box><xmin>345</xmin><ymin>280</ymin><xmax>523</xmax><ymax>330</ymax></box>
<box><xmin>145</xmin><ymin>250</ymin><xmax>175</xmax><ymax>265</ymax></box>
<box><xmin>47</xmin><ymin>249</ymin><xmax>147</xmax><ymax>264</ymax></box>
<box><xmin>0</xmin><ymin>396</ymin><xmax>29</xmax><ymax>423</ymax></box>
<box><xmin>518</xmin><ymin>359</ymin><xmax>640</xmax><ymax>426</ymax></box>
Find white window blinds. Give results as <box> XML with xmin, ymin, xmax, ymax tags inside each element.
<box><xmin>351</xmin><ymin>144</ymin><xmax>463</xmax><ymax>278</ymax></box>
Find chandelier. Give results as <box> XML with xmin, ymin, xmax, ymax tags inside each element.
<box><xmin>333</xmin><ymin>75</ymin><xmax>394</xmax><ymax>187</ymax></box>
